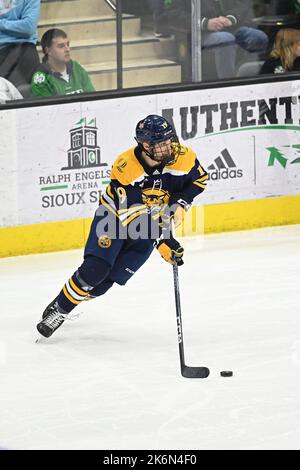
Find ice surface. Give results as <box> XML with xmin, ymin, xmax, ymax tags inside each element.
<box><xmin>0</xmin><ymin>224</ymin><xmax>300</xmax><ymax>450</ymax></box>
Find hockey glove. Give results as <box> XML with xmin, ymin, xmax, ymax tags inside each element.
<box><xmin>168</xmin><ymin>193</ymin><xmax>192</xmax><ymax>228</ymax></box>
<box><xmin>154</xmin><ymin>231</ymin><xmax>184</xmax><ymax>266</ymax></box>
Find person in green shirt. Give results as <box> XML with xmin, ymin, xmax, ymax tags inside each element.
<box><xmin>294</xmin><ymin>0</ymin><xmax>300</xmax><ymax>14</ymax></box>
<box><xmin>31</xmin><ymin>28</ymin><xmax>95</xmax><ymax>97</ymax></box>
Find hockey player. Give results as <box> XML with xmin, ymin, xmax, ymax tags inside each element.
<box><xmin>36</xmin><ymin>115</ymin><xmax>208</xmax><ymax>338</ymax></box>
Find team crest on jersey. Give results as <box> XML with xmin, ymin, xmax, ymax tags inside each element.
<box><xmin>33</xmin><ymin>72</ymin><xmax>46</xmax><ymax>85</ymax></box>
<box><xmin>98</xmin><ymin>235</ymin><xmax>112</xmax><ymax>249</ymax></box>
<box><xmin>142</xmin><ymin>187</ymin><xmax>170</xmax><ymax>207</ymax></box>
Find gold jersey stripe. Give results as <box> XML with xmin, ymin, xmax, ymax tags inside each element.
<box><xmin>198</xmin><ymin>165</ymin><xmax>206</xmax><ymax>176</ymax></box>
<box><xmin>198</xmin><ymin>174</ymin><xmax>209</xmax><ymax>182</ymax></box>
<box><xmin>69</xmin><ymin>277</ymin><xmax>87</xmax><ymax>297</ymax></box>
<box><xmin>63</xmin><ymin>286</ymin><xmax>81</xmax><ymax>305</ymax></box>
<box><xmin>100</xmin><ymin>197</ymin><xmax>118</xmax><ymax>217</ymax></box>
<box><xmin>193</xmin><ymin>181</ymin><xmax>207</xmax><ymax>189</ymax></box>
<box><xmin>117</xmin><ymin>204</ymin><xmax>146</xmax><ymax>215</ymax></box>
<box><xmin>122</xmin><ymin>209</ymin><xmax>149</xmax><ymax>226</ymax></box>
<box><xmin>106</xmin><ymin>184</ymin><xmax>114</xmax><ymax>200</ymax></box>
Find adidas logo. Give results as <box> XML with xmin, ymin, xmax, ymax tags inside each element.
<box><xmin>207</xmin><ymin>148</ymin><xmax>243</xmax><ymax>181</ymax></box>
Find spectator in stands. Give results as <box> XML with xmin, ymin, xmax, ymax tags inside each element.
<box><xmin>294</xmin><ymin>0</ymin><xmax>300</xmax><ymax>14</ymax></box>
<box><xmin>31</xmin><ymin>28</ymin><xmax>95</xmax><ymax>97</ymax></box>
<box><xmin>147</xmin><ymin>0</ymin><xmax>172</xmax><ymax>38</ymax></box>
<box><xmin>270</xmin><ymin>0</ymin><xmax>300</xmax><ymax>15</ymax></box>
<box><xmin>201</xmin><ymin>0</ymin><xmax>269</xmax><ymax>79</ymax></box>
<box><xmin>0</xmin><ymin>0</ymin><xmax>40</xmax><ymax>88</ymax></box>
<box><xmin>0</xmin><ymin>76</ymin><xmax>23</xmax><ymax>103</ymax></box>
<box><xmin>260</xmin><ymin>28</ymin><xmax>300</xmax><ymax>74</ymax></box>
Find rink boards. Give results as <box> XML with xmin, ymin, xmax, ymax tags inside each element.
<box><xmin>1</xmin><ymin>195</ymin><xmax>299</xmax><ymax>257</ymax></box>
<box><xmin>0</xmin><ymin>79</ymin><xmax>300</xmax><ymax>256</ymax></box>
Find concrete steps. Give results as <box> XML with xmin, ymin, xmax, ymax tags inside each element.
<box><xmin>40</xmin><ymin>0</ymin><xmax>113</xmax><ymax>19</ymax></box>
<box><xmin>86</xmin><ymin>60</ymin><xmax>181</xmax><ymax>90</ymax></box>
<box><xmin>38</xmin><ymin>14</ymin><xmax>141</xmax><ymax>41</ymax></box>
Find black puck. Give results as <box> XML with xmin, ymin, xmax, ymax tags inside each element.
<box><xmin>220</xmin><ymin>370</ymin><xmax>233</xmax><ymax>377</ymax></box>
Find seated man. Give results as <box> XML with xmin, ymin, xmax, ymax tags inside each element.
<box><xmin>201</xmin><ymin>0</ymin><xmax>269</xmax><ymax>79</ymax></box>
<box><xmin>31</xmin><ymin>28</ymin><xmax>95</xmax><ymax>97</ymax></box>
<box><xmin>0</xmin><ymin>0</ymin><xmax>40</xmax><ymax>87</ymax></box>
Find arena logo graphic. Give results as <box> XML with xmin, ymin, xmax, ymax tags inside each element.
<box><xmin>39</xmin><ymin>117</ymin><xmax>111</xmax><ymax>209</ymax></box>
<box><xmin>207</xmin><ymin>148</ymin><xmax>243</xmax><ymax>181</ymax></box>
<box><xmin>62</xmin><ymin>117</ymin><xmax>107</xmax><ymax>170</ymax></box>
<box><xmin>266</xmin><ymin>144</ymin><xmax>300</xmax><ymax>168</ymax></box>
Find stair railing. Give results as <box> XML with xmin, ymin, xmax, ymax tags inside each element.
<box><xmin>104</xmin><ymin>0</ymin><xmax>122</xmax><ymax>89</ymax></box>
<box><xmin>104</xmin><ymin>0</ymin><xmax>116</xmax><ymax>12</ymax></box>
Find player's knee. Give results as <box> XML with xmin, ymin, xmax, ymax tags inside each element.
<box><xmin>78</xmin><ymin>255</ymin><xmax>111</xmax><ymax>287</ymax></box>
<box><xmin>89</xmin><ymin>278</ymin><xmax>114</xmax><ymax>297</ymax></box>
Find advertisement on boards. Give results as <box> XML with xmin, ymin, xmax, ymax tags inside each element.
<box><xmin>0</xmin><ymin>80</ymin><xmax>299</xmax><ymax>227</ymax></box>
<box><xmin>158</xmin><ymin>80</ymin><xmax>300</xmax><ymax>205</ymax></box>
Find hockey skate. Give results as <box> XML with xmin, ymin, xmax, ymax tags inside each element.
<box><xmin>36</xmin><ymin>299</ymin><xmax>67</xmax><ymax>338</ymax></box>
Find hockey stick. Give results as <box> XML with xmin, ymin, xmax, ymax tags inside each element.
<box><xmin>172</xmin><ymin>257</ymin><xmax>210</xmax><ymax>378</ymax></box>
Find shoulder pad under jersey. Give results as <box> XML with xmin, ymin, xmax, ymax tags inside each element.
<box><xmin>163</xmin><ymin>145</ymin><xmax>197</xmax><ymax>176</ymax></box>
<box><xmin>111</xmin><ymin>147</ymin><xmax>146</xmax><ymax>186</ymax></box>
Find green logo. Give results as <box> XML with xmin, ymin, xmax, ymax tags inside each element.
<box><xmin>88</xmin><ymin>151</ymin><xmax>96</xmax><ymax>164</ymax></box>
<box><xmin>267</xmin><ymin>144</ymin><xmax>300</xmax><ymax>168</ymax></box>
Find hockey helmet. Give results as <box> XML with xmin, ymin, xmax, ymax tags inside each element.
<box><xmin>135</xmin><ymin>114</ymin><xmax>180</xmax><ymax>164</ymax></box>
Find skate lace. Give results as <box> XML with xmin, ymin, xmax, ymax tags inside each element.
<box><xmin>44</xmin><ymin>311</ymin><xmax>67</xmax><ymax>328</ymax></box>
<box><xmin>45</xmin><ymin>305</ymin><xmax>82</xmax><ymax>325</ymax></box>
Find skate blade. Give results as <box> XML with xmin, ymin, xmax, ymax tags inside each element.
<box><xmin>35</xmin><ymin>336</ymin><xmax>47</xmax><ymax>344</ymax></box>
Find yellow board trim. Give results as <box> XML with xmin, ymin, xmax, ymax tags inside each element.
<box><xmin>204</xmin><ymin>195</ymin><xmax>300</xmax><ymax>234</ymax></box>
<box><xmin>0</xmin><ymin>218</ymin><xmax>93</xmax><ymax>258</ymax></box>
<box><xmin>0</xmin><ymin>195</ymin><xmax>299</xmax><ymax>257</ymax></box>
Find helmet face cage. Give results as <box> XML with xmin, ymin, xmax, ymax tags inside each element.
<box><xmin>135</xmin><ymin>115</ymin><xmax>181</xmax><ymax>165</ymax></box>
<box><xmin>147</xmin><ymin>135</ymin><xmax>181</xmax><ymax>165</ymax></box>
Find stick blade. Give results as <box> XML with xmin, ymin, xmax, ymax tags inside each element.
<box><xmin>181</xmin><ymin>366</ymin><xmax>210</xmax><ymax>379</ymax></box>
